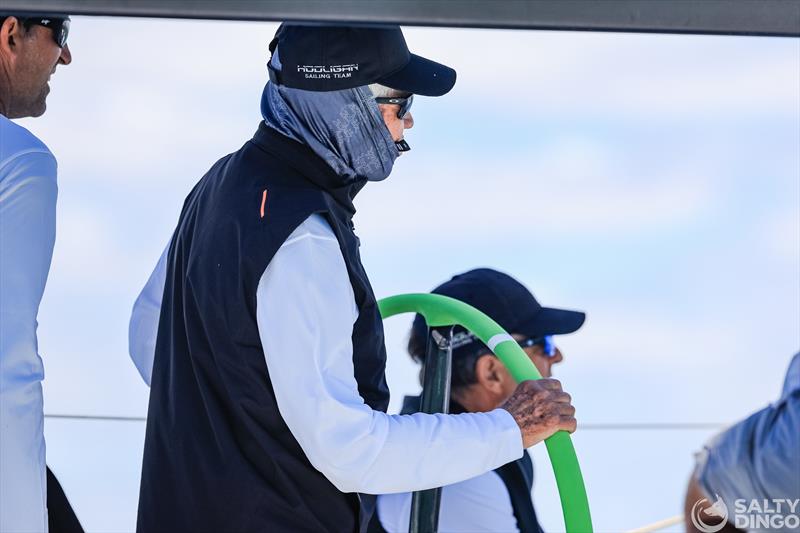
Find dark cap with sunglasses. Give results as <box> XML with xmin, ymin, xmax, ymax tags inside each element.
<box><xmin>411</xmin><ymin>268</ymin><xmax>586</xmax><ymax>359</ymax></box>
<box><xmin>267</xmin><ymin>23</ymin><xmax>456</xmax><ymax>96</ymax></box>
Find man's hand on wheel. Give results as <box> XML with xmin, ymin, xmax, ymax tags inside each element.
<box><xmin>500</xmin><ymin>378</ymin><xmax>577</xmax><ymax>448</ymax></box>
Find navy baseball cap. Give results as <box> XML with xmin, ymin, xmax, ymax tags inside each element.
<box><xmin>267</xmin><ymin>24</ymin><xmax>456</xmax><ymax>96</ymax></box>
<box><xmin>411</xmin><ymin>268</ymin><xmax>586</xmax><ymax>355</ymax></box>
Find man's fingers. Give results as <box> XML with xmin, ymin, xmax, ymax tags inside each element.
<box><xmin>552</xmin><ymin>391</ymin><xmax>572</xmax><ymax>404</ymax></box>
<box><xmin>507</xmin><ymin>378</ymin><xmax>579</xmax><ymax>446</ymax></box>
<box><xmin>559</xmin><ymin>403</ymin><xmax>576</xmax><ymax>417</ymax></box>
<box><xmin>558</xmin><ymin>416</ymin><xmax>578</xmax><ymax>434</ymax></box>
<box><xmin>535</xmin><ymin>378</ymin><xmax>563</xmax><ymax>391</ymax></box>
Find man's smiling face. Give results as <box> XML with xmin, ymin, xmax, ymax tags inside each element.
<box><xmin>0</xmin><ymin>17</ymin><xmax>72</xmax><ymax>118</ymax></box>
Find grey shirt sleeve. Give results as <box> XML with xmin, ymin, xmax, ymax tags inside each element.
<box><xmin>696</xmin><ymin>353</ymin><xmax>800</xmax><ymax>513</ymax></box>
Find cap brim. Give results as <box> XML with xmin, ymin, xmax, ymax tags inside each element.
<box><xmin>377</xmin><ymin>53</ymin><xmax>456</xmax><ymax>97</ymax></box>
<box><xmin>519</xmin><ymin>307</ymin><xmax>586</xmax><ymax>337</ymax></box>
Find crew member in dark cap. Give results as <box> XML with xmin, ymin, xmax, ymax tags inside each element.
<box><xmin>129</xmin><ymin>25</ymin><xmax>578</xmax><ymax>533</ymax></box>
<box><xmin>377</xmin><ymin>268</ymin><xmax>586</xmax><ymax>533</ymax></box>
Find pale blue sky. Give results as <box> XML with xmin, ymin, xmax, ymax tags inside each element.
<box><xmin>17</xmin><ymin>16</ymin><xmax>799</xmax><ymax>532</ymax></box>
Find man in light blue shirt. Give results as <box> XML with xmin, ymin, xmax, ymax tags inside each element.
<box><xmin>0</xmin><ymin>13</ymin><xmax>72</xmax><ymax>532</ymax></box>
<box><xmin>685</xmin><ymin>353</ymin><xmax>800</xmax><ymax>533</ymax></box>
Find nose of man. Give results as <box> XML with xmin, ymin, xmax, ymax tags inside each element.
<box><xmin>551</xmin><ymin>348</ymin><xmax>564</xmax><ymax>366</ymax></box>
<box><xmin>59</xmin><ymin>44</ymin><xmax>72</xmax><ymax>66</ymax></box>
<box><xmin>403</xmin><ymin>112</ymin><xmax>414</xmax><ymax>130</ymax></box>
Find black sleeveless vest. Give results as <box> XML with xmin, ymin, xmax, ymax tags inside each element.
<box><xmin>137</xmin><ymin>123</ymin><xmax>390</xmax><ymax>533</ymax></box>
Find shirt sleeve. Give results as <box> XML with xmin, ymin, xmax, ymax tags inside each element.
<box><xmin>0</xmin><ymin>151</ymin><xmax>58</xmax><ymax>358</ymax></box>
<box><xmin>128</xmin><ymin>241</ymin><xmax>170</xmax><ymax>386</ymax></box>
<box><xmin>696</xmin><ymin>354</ymin><xmax>800</xmax><ymax>510</ymax></box>
<box><xmin>0</xmin><ymin>151</ymin><xmax>57</xmax><ymax>383</ymax></box>
<box><xmin>0</xmin><ymin>150</ymin><xmax>57</xmax><ymax>533</ymax></box>
<box><xmin>780</xmin><ymin>352</ymin><xmax>800</xmax><ymax>399</ymax></box>
<box><xmin>378</xmin><ymin>471</ymin><xmax>520</xmax><ymax>532</ymax></box>
<box><xmin>257</xmin><ymin>214</ymin><xmax>523</xmax><ymax>495</ymax></box>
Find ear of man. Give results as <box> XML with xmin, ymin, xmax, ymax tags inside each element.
<box><xmin>474</xmin><ymin>353</ymin><xmax>512</xmax><ymax>395</ymax></box>
<box><xmin>1</xmin><ymin>17</ymin><xmax>25</xmax><ymax>60</ymax></box>
<box><xmin>451</xmin><ymin>353</ymin><xmax>510</xmax><ymax>413</ymax></box>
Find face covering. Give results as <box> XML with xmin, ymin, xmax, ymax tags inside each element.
<box><xmin>261</xmin><ymin>49</ymin><xmax>400</xmax><ymax>183</ymax></box>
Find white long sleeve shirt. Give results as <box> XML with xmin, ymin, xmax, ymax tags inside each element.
<box><xmin>0</xmin><ymin>115</ymin><xmax>57</xmax><ymax>533</ymax></box>
<box><xmin>129</xmin><ymin>213</ymin><xmax>523</xmax><ymax>494</ymax></box>
<box><xmin>377</xmin><ymin>471</ymin><xmax>521</xmax><ymax>532</ymax></box>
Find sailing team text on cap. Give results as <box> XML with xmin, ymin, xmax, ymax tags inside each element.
<box><xmin>268</xmin><ymin>24</ymin><xmax>457</xmax><ymax>96</ymax></box>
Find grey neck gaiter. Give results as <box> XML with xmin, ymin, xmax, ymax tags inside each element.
<box><xmin>260</xmin><ymin>50</ymin><xmax>400</xmax><ymax>183</ymax></box>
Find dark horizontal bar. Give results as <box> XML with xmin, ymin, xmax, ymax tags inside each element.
<box><xmin>1</xmin><ymin>0</ymin><xmax>798</xmax><ymax>36</ymax></box>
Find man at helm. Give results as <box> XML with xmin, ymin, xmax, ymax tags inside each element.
<box><xmin>377</xmin><ymin>268</ymin><xmax>586</xmax><ymax>532</ymax></box>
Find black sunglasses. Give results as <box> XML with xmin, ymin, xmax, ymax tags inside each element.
<box><xmin>374</xmin><ymin>95</ymin><xmax>414</xmax><ymax>119</ymax></box>
<box><xmin>23</xmin><ymin>16</ymin><xmax>70</xmax><ymax>48</ymax></box>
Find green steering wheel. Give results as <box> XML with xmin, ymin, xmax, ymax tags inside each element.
<box><xmin>379</xmin><ymin>293</ymin><xmax>593</xmax><ymax>533</ymax></box>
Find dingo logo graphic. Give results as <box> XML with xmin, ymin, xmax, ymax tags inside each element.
<box><xmin>691</xmin><ymin>495</ymin><xmax>729</xmax><ymax>533</ymax></box>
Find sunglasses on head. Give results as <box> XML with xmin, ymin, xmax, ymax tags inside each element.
<box><xmin>517</xmin><ymin>335</ymin><xmax>556</xmax><ymax>357</ymax></box>
<box><xmin>374</xmin><ymin>94</ymin><xmax>414</xmax><ymax>119</ymax></box>
<box><xmin>22</xmin><ymin>16</ymin><xmax>70</xmax><ymax>48</ymax></box>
